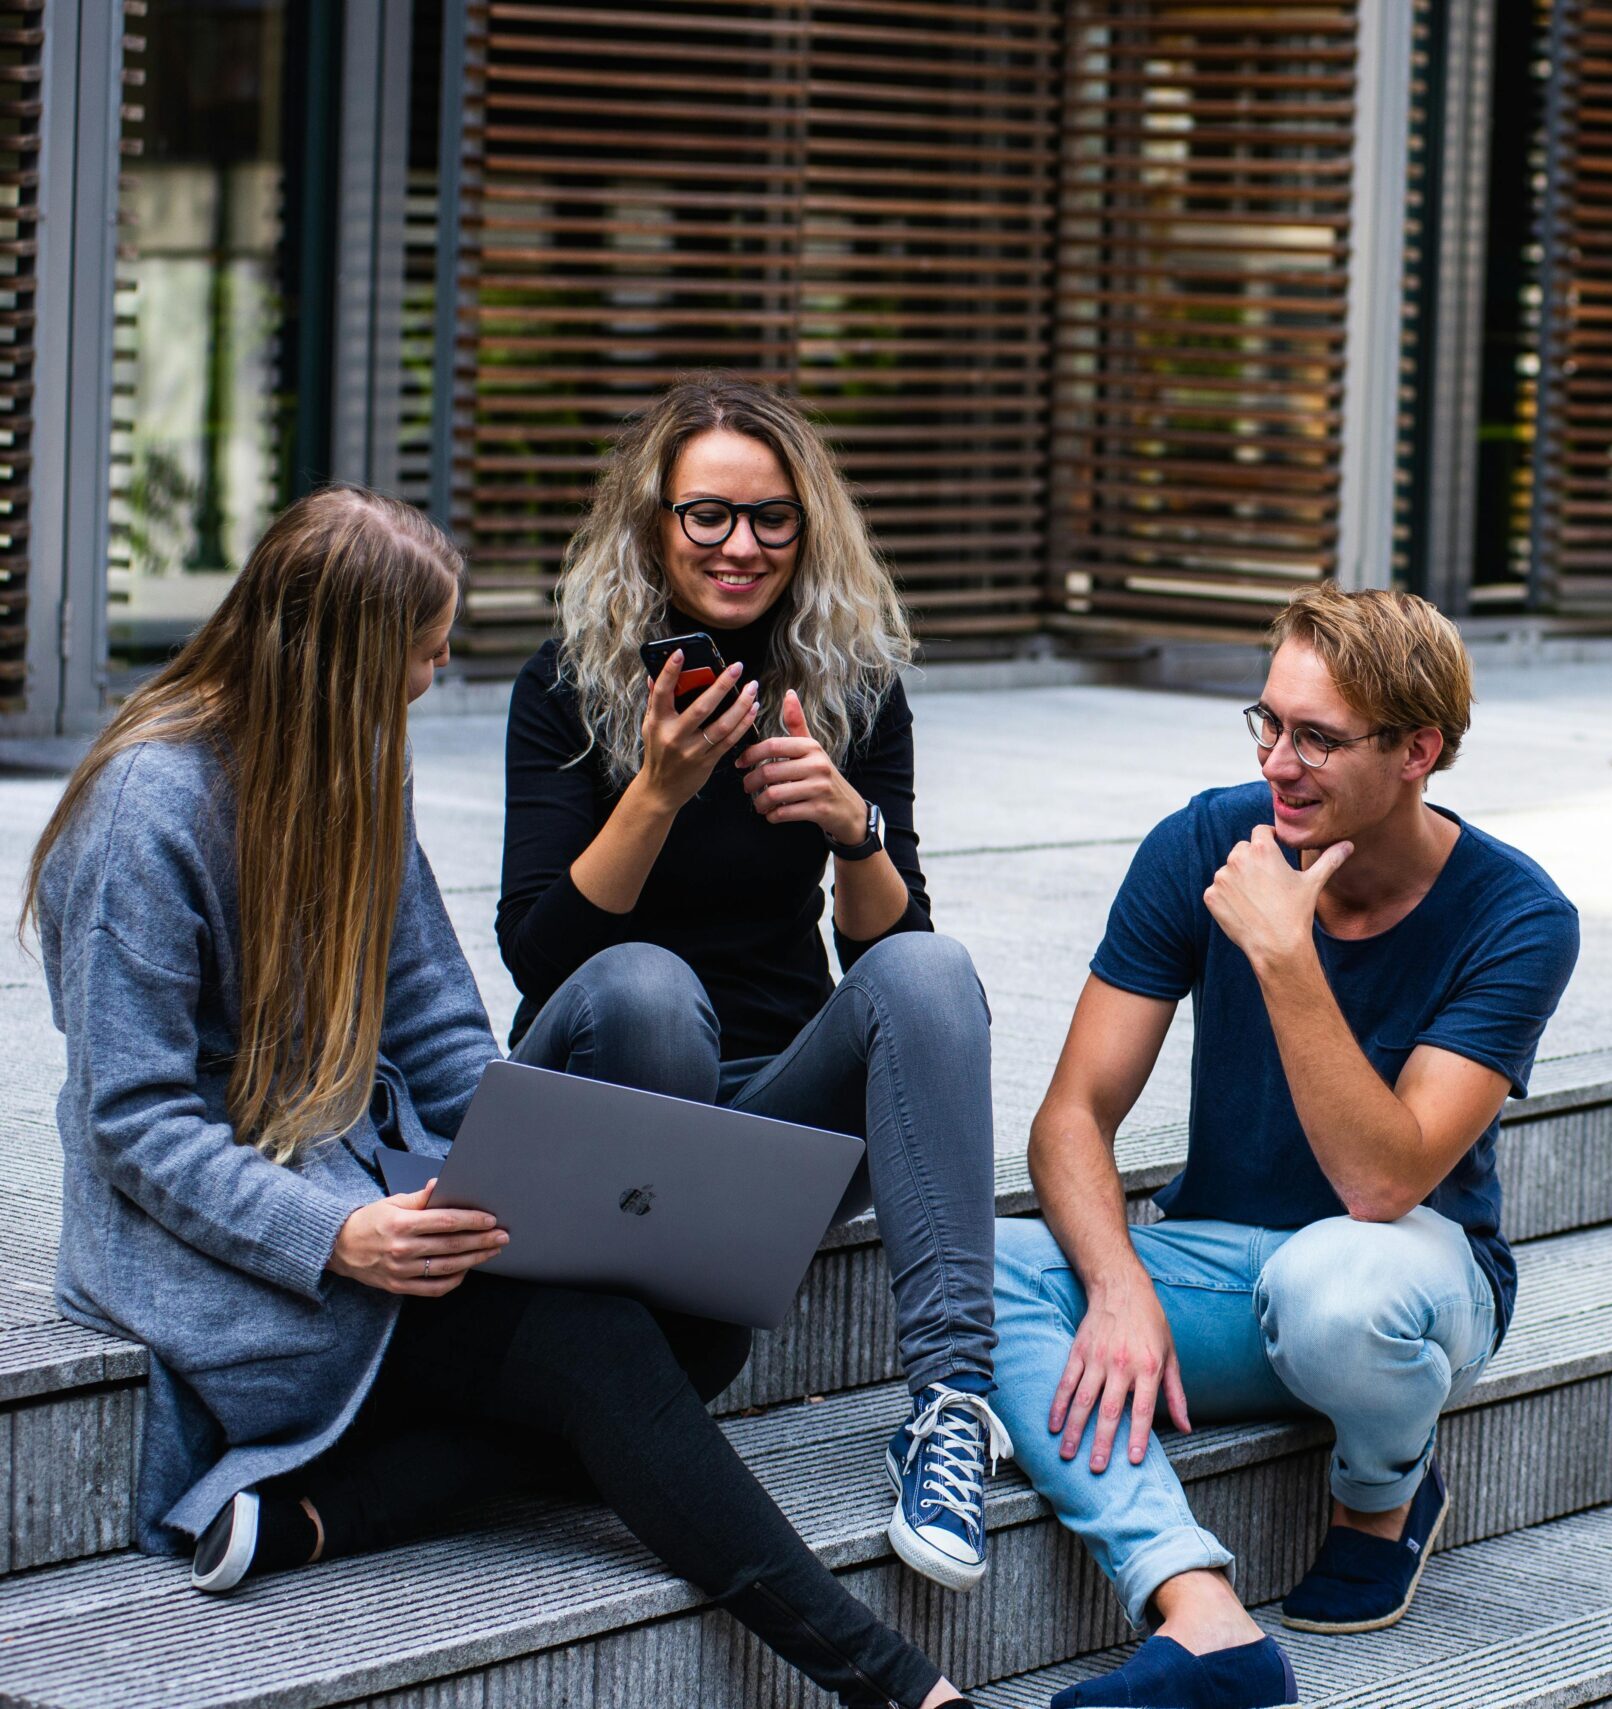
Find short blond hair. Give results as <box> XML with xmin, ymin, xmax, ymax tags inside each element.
<box><xmin>1267</xmin><ymin>584</ymin><xmax>1473</xmax><ymax>773</ymax></box>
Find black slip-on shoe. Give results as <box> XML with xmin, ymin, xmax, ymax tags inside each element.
<box><xmin>190</xmin><ymin>1490</ymin><xmax>260</xmax><ymax>1594</ymax></box>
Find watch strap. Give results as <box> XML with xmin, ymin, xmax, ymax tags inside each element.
<box><xmin>826</xmin><ymin>799</ymin><xmax>883</xmax><ymax>861</ymax></box>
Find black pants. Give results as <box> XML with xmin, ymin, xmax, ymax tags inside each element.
<box><xmin>288</xmin><ymin>1274</ymin><xmax>941</xmax><ymax>1709</ymax></box>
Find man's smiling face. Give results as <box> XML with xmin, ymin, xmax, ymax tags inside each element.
<box><xmin>1256</xmin><ymin>640</ymin><xmax>1409</xmax><ymax>852</ymax></box>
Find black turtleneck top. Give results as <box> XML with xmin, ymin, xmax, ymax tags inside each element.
<box><xmin>496</xmin><ymin>609</ymin><xmax>933</xmax><ymax>1057</ymax></box>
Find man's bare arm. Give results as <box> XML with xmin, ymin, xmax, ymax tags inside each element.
<box><xmin>1254</xmin><ymin>951</ymin><xmax>1509</xmax><ymax>1220</ymax></box>
<box><xmin>1030</xmin><ymin>975</ymin><xmax>1187</xmax><ymax>1469</ymax></box>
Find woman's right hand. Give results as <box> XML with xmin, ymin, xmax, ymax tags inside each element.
<box><xmin>327</xmin><ymin>1182</ymin><xmax>508</xmax><ymax>1296</ymax></box>
<box><xmin>636</xmin><ymin>650</ymin><xmax>760</xmax><ymax>814</ymax></box>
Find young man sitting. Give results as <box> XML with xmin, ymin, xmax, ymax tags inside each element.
<box><xmin>992</xmin><ymin>585</ymin><xmax>1579</xmax><ymax>1709</ymax></box>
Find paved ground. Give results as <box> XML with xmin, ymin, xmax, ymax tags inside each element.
<box><xmin>3</xmin><ymin>658</ymin><xmax>1609</xmax><ymax>1159</ymax></box>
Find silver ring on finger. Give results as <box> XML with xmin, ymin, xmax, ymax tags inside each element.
<box><xmin>701</xmin><ymin>729</ymin><xmax>715</xmax><ymax>748</ymax></box>
<box><xmin>423</xmin><ymin>1257</ymin><xmax>431</xmax><ymax>1278</ymax></box>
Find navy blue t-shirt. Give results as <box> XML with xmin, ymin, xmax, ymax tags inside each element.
<box><xmin>1091</xmin><ymin>782</ymin><xmax>1579</xmax><ymax>1339</ymax></box>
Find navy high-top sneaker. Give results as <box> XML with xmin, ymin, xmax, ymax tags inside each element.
<box><xmin>885</xmin><ymin>1384</ymin><xmax>1013</xmax><ymax>1591</ymax></box>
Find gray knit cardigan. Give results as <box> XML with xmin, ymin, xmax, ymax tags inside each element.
<box><xmin>36</xmin><ymin>738</ymin><xmax>499</xmax><ymax>1552</ymax></box>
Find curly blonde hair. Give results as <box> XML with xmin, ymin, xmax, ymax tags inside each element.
<box><xmin>554</xmin><ymin>373</ymin><xmax>913</xmax><ymax>786</ymax></box>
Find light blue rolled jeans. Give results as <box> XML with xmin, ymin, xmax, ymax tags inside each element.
<box><xmin>992</xmin><ymin>1208</ymin><xmax>1497</xmax><ymax>1626</ymax></box>
<box><xmin>512</xmin><ymin>934</ymin><xmax>998</xmax><ymax>1392</ymax></box>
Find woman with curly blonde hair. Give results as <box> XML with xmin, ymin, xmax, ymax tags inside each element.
<box><xmin>498</xmin><ymin>375</ymin><xmax>1009</xmax><ymax>1639</ymax></box>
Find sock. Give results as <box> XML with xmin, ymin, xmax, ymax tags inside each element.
<box><xmin>248</xmin><ymin>1494</ymin><xmax>319</xmax><ymax>1577</ymax></box>
<box><xmin>933</xmin><ymin>1370</ymin><xmax>993</xmax><ymax>1398</ymax></box>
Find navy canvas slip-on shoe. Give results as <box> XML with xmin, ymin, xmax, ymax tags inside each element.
<box><xmin>1049</xmin><ymin>1635</ymin><xmax>1298</xmax><ymax>1708</ymax></box>
<box><xmin>1280</xmin><ymin>1455</ymin><xmax>1449</xmax><ymax>1635</ymax></box>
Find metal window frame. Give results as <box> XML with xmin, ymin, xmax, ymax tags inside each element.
<box><xmin>330</xmin><ymin>0</ymin><xmax>415</xmax><ymax>492</ymax></box>
<box><xmin>11</xmin><ymin>0</ymin><xmax>123</xmax><ymax>736</ymax></box>
<box><xmin>11</xmin><ymin>0</ymin><xmax>447</xmax><ymax>735</ymax></box>
<box><xmin>16</xmin><ymin>0</ymin><xmax>77</xmax><ymax>734</ymax></box>
<box><xmin>1423</xmin><ymin>0</ymin><xmax>1496</xmax><ymax>615</ymax></box>
<box><xmin>428</xmin><ymin>0</ymin><xmax>467</xmax><ymax>532</ymax></box>
<box><xmin>1337</xmin><ymin>0</ymin><xmax>1416</xmax><ymax>593</ymax></box>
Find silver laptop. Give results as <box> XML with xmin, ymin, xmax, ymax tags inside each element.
<box><xmin>376</xmin><ymin>1059</ymin><xmax>864</xmax><ymax>1330</ymax></box>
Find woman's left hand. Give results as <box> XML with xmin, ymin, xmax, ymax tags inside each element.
<box><xmin>738</xmin><ymin>689</ymin><xmax>866</xmax><ymax>842</ymax></box>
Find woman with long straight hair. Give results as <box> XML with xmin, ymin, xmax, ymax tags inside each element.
<box><xmin>26</xmin><ymin>486</ymin><xmax>977</xmax><ymax>1709</ymax></box>
<box><xmin>499</xmin><ymin>374</ymin><xmax>1009</xmax><ymax>1600</ymax></box>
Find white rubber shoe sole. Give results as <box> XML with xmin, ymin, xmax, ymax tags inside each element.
<box><xmin>190</xmin><ymin>1490</ymin><xmax>260</xmax><ymax>1594</ymax></box>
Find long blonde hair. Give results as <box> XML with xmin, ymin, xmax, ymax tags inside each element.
<box><xmin>22</xmin><ymin>487</ymin><xmax>463</xmax><ymax>1164</ymax></box>
<box><xmin>555</xmin><ymin>373</ymin><xmax>913</xmax><ymax>786</ymax></box>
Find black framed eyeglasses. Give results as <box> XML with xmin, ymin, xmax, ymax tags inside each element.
<box><xmin>662</xmin><ymin>497</ymin><xmax>806</xmax><ymax>549</ymax></box>
<box><xmin>1243</xmin><ymin>702</ymin><xmax>1398</xmax><ymax>769</ymax></box>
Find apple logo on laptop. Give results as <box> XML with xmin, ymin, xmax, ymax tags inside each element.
<box><xmin>619</xmin><ymin>1185</ymin><xmax>655</xmax><ymax>1217</ymax></box>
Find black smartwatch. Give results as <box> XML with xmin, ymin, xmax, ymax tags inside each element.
<box><xmin>826</xmin><ymin>799</ymin><xmax>883</xmax><ymax>861</ymax></box>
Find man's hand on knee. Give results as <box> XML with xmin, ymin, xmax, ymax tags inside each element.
<box><xmin>1048</xmin><ymin>1265</ymin><xmax>1191</xmax><ymax>1470</ymax></box>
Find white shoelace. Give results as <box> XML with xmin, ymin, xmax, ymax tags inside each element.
<box><xmin>901</xmin><ymin>1388</ymin><xmax>1015</xmax><ymax>1527</ymax></box>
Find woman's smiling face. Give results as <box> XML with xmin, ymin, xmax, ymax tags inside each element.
<box><xmin>658</xmin><ymin>427</ymin><xmax>801</xmax><ymax>631</ymax></box>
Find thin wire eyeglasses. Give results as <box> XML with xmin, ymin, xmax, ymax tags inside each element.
<box><xmin>1242</xmin><ymin>702</ymin><xmax>1398</xmax><ymax>769</ymax></box>
<box><xmin>662</xmin><ymin>497</ymin><xmax>806</xmax><ymax>549</ymax></box>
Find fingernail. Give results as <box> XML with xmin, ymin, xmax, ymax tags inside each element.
<box><xmin>670</xmin><ymin>649</ymin><xmax>683</xmax><ymax>663</ymax></box>
<box><xmin>496</xmin><ymin>1232</ymin><xmax>509</xmax><ymax>1245</ymax></box>
<box><xmin>728</xmin><ymin>660</ymin><xmax>744</xmax><ymax>675</ymax></box>
<box><xmin>745</xmin><ymin>681</ymin><xmax>759</xmax><ymax>698</ymax></box>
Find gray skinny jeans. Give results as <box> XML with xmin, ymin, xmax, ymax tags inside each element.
<box><xmin>512</xmin><ymin>933</ymin><xmax>997</xmax><ymax>1392</ymax></box>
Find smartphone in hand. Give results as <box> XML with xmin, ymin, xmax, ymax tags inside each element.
<box><xmin>639</xmin><ymin>630</ymin><xmax>753</xmax><ymax>753</ymax></box>
<box><xmin>640</xmin><ymin>631</ymin><xmax>728</xmax><ymax>715</ymax></box>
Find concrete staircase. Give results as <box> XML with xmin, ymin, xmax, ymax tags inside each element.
<box><xmin>976</xmin><ymin>1505</ymin><xmax>1612</xmax><ymax>1707</ymax></box>
<box><xmin>2</xmin><ymin>1047</ymin><xmax>1610</xmax><ymax>1707</ymax></box>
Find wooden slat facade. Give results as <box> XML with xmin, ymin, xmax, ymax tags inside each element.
<box><xmin>1534</xmin><ymin>0</ymin><xmax>1612</xmax><ymax>610</ymax></box>
<box><xmin>1046</xmin><ymin>2</ymin><xmax>1357</xmax><ymax>637</ymax></box>
<box><xmin>454</xmin><ymin>0</ymin><xmax>1363</xmax><ymax>655</ymax></box>
<box><xmin>15</xmin><ymin>3</ymin><xmax>1612</xmax><ymax>722</ymax></box>
<box><xmin>0</xmin><ymin>0</ymin><xmax>42</xmax><ymax>712</ymax></box>
<box><xmin>455</xmin><ymin>0</ymin><xmax>1062</xmax><ymax>652</ymax></box>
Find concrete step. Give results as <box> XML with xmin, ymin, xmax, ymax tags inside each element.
<box><xmin>1</xmin><ymin>1222</ymin><xmax>1609</xmax><ymax>1709</ymax></box>
<box><xmin>3</xmin><ymin>1047</ymin><xmax>1610</xmax><ymax>1578</ymax></box>
<box><xmin>972</xmin><ymin>1503</ymin><xmax>1612</xmax><ymax>1708</ymax></box>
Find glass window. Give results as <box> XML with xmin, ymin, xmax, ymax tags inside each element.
<box><xmin>110</xmin><ymin>3</ymin><xmax>336</xmax><ymax>667</ymax></box>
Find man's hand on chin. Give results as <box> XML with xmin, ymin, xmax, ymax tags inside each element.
<box><xmin>1203</xmin><ymin>824</ymin><xmax>1354</xmax><ymax>975</ymax></box>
